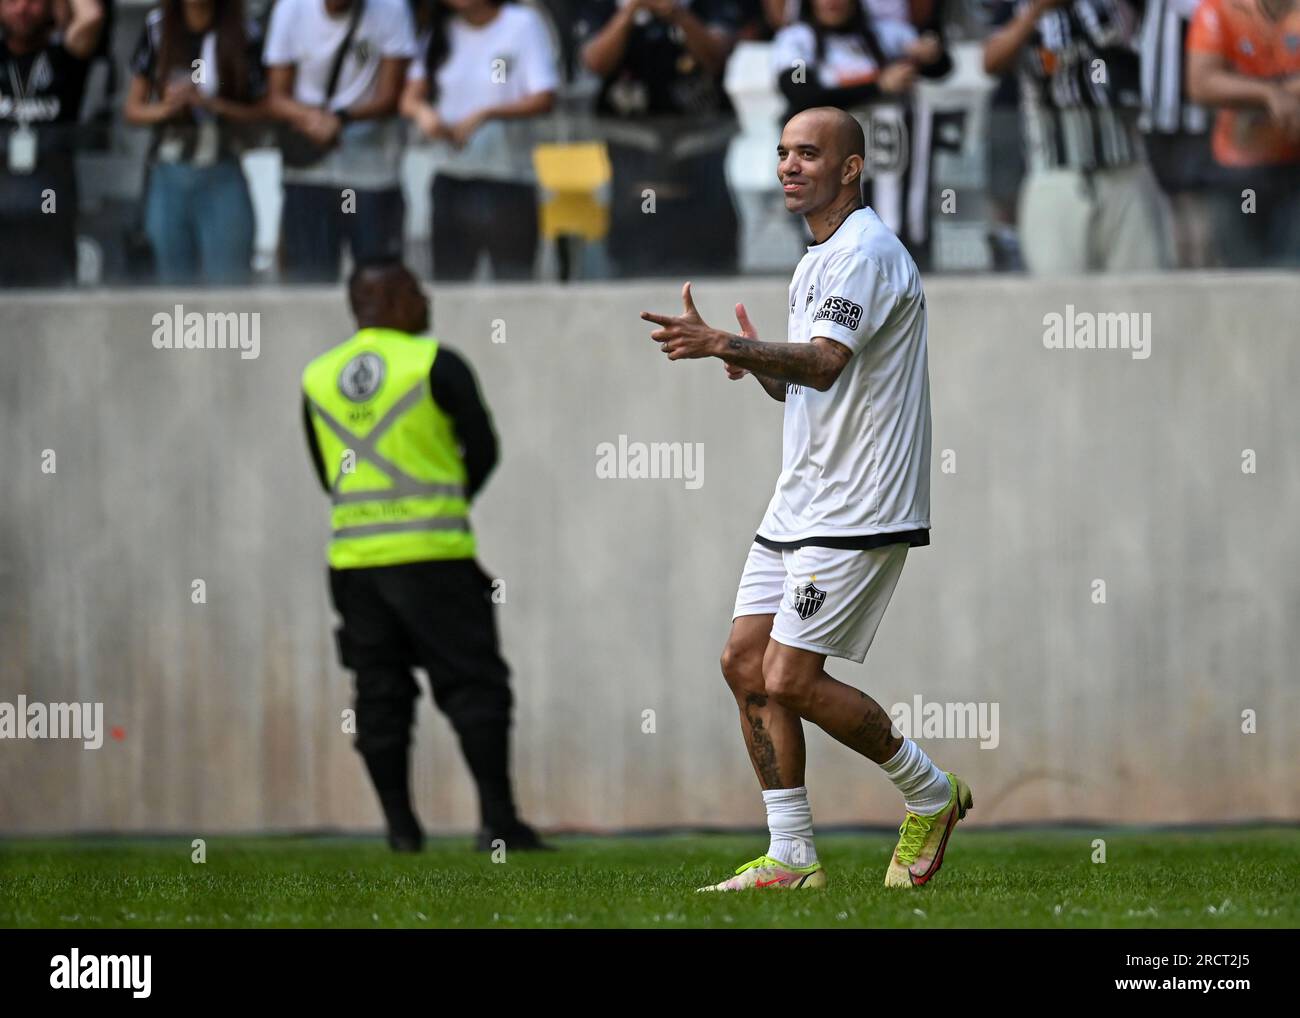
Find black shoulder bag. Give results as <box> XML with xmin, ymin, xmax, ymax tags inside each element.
<box><xmin>279</xmin><ymin>0</ymin><xmax>365</xmax><ymax>169</ymax></box>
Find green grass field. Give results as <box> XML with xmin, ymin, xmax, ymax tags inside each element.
<box><xmin>2</xmin><ymin>828</ymin><xmax>1295</xmax><ymax>929</ymax></box>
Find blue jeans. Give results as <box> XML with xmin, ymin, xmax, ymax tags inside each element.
<box><xmin>144</xmin><ymin>158</ymin><xmax>255</xmax><ymax>285</ymax></box>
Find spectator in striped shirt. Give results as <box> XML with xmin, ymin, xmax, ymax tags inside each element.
<box><xmin>983</xmin><ymin>0</ymin><xmax>1173</xmax><ymax>274</ymax></box>
<box><xmin>1186</xmin><ymin>0</ymin><xmax>1300</xmax><ymax>268</ymax></box>
<box><xmin>1139</xmin><ymin>0</ymin><xmax>1215</xmax><ymax>267</ymax></box>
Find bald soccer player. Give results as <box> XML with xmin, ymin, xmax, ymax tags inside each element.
<box><xmin>640</xmin><ymin>108</ymin><xmax>972</xmax><ymax>890</ymax></box>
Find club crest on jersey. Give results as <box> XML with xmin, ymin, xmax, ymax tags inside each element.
<box><xmin>805</xmin><ymin>284</ymin><xmax>816</xmax><ymax>309</ymax></box>
<box><xmin>792</xmin><ymin>579</ymin><xmax>826</xmax><ymax>621</ymax></box>
<box><xmin>813</xmin><ymin>295</ymin><xmax>863</xmax><ymax>330</ymax></box>
<box><xmin>339</xmin><ymin>352</ymin><xmax>385</xmax><ymax>402</ymax></box>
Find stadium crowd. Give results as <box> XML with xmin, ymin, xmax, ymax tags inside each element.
<box><xmin>1</xmin><ymin>0</ymin><xmax>1297</xmax><ymax>287</ymax></box>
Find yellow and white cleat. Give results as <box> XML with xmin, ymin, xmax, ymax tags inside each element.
<box><xmin>884</xmin><ymin>772</ymin><xmax>973</xmax><ymax>888</ymax></box>
<box><xmin>697</xmin><ymin>854</ymin><xmax>827</xmax><ymax>892</ymax></box>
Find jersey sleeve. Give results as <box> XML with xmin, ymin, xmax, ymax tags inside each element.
<box><xmin>1186</xmin><ymin>0</ymin><xmax>1226</xmax><ymax>55</ymax></box>
<box><xmin>378</xmin><ymin>0</ymin><xmax>420</xmax><ymax>59</ymax></box>
<box><xmin>262</xmin><ymin>0</ymin><xmax>300</xmax><ymax>67</ymax></box>
<box><xmin>407</xmin><ymin>32</ymin><xmax>430</xmax><ymax>81</ymax></box>
<box><xmin>129</xmin><ymin>19</ymin><xmax>156</xmax><ymax>81</ymax></box>
<box><xmin>573</xmin><ymin>0</ymin><xmax>617</xmax><ymax>47</ymax></box>
<box><xmin>517</xmin><ymin>9</ymin><xmax>561</xmax><ymax>96</ymax></box>
<box><xmin>769</xmin><ymin>24</ymin><xmax>814</xmax><ymax>75</ymax></box>
<box><xmin>809</xmin><ymin>249</ymin><xmax>898</xmax><ymax>353</ymax></box>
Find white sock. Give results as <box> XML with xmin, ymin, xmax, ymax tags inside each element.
<box><xmin>763</xmin><ymin>786</ymin><xmax>818</xmax><ymax>867</ymax></box>
<box><xmin>881</xmin><ymin>739</ymin><xmax>952</xmax><ymax>815</ymax></box>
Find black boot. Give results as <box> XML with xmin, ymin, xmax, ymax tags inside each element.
<box><xmin>379</xmin><ymin>790</ymin><xmax>424</xmax><ymax>853</ymax></box>
<box><xmin>475</xmin><ymin>820</ymin><xmax>551</xmax><ymax>853</ymax></box>
<box><xmin>454</xmin><ymin>719</ymin><xmax>545</xmax><ymax>852</ymax></box>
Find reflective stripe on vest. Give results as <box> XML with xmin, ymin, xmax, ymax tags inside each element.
<box><xmin>303</xmin><ymin>329</ymin><xmax>476</xmax><ymax>568</ymax></box>
<box><xmin>333</xmin><ymin>518</ymin><xmax>471</xmax><ymax>540</ymax></box>
<box><xmin>306</xmin><ymin>388</ymin><xmax>466</xmax><ymax>509</ymax></box>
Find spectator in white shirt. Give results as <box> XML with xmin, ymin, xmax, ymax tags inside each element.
<box><xmin>263</xmin><ymin>0</ymin><xmax>418</xmax><ymax>282</ymax></box>
<box><xmin>401</xmin><ymin>0</ymin><xmax>558</xmax><ymax>280</ymax></box>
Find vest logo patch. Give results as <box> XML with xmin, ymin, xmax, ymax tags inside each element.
<box><xmin>792</xmin><ymin>579</ymin><xmax>827</xmax><ymax>621</ymax></box>
<box><xmin>339</xmin><ymin>352</ymin><xmax>385</xmax><ymax>403</ymax></box>
<box><xmin>813</xmin><ymin>296</ymin><xmax>863</xmax><ymax>330</ymax></box>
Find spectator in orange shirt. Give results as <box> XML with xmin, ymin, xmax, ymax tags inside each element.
<box><xmin>1186</xmin><ymin>0</ymin><xmax>1300</xmax><ymax>267</ymax></box>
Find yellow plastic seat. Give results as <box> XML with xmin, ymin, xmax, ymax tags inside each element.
<box><xmin>532</xmin><ymin>143</ymin><xmax>612</xmax><ymax>242</ymax></box>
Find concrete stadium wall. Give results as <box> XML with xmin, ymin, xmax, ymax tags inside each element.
<box><xmin>1</xmin><ymin>273</ymin><xmax>1297</xmax><ymax>835</ymax></box>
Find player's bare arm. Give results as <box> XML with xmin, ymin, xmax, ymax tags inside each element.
<box><xmin>723</xmin><ymin>302</ymin><xmax>787</xmax><ymax>402</ymax></box>
<box><xmin>720</xmin><ymin>333</ymin><xmax>850</xmax><ymax>392</ymax></box>
<box><xmin>641</xmin><ymin>282</ymin><xmax>851</xmax><ymax>392</ymax></box>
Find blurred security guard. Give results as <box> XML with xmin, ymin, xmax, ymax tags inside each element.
<box><xmin>301</xmin><ymin>259</ymin><xmax>545</xmax><ymax>853</ymax></box>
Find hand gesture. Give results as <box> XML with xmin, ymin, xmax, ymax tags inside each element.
<box><xmin>724</xmin><ymin>303</ymin><xmax>756</xmax><ymax>379</ymax></box>
<box><xmin>907</xmin><ymin>32</ymin><xmax>943</xmax><ymax>68</ymax></box>
<box><xmin>644</xmin><ymin>0</ymin><xmax>679</xmax><ymax>21</ymax></box>
<box><xmin>446</xmin><ymin>111</ymin><xmax>486</xmax><ymax>149</ymax></box>
<box><xmin>416</xmin><ymin>105</ymin><xmax>445</xmax><ymax>141</ymax></box>
<box><xmin>879</xmin><ymin>61</ymin><xmax>919</xmax><ymax>95</ymax></box>
<box><xmin>160</xmin><ymin>79</ymin><xmax>198</xmax><ymax>115</ymax></box>
<box><xmin>299</xmin><ymin>108</ymin><xmax>342</xmax><ymax>145</ymax></box>
<box><xmin>640</xmin><ymin>282</ymin><xmax>721</xmax><ymax>361</ymax></box>
<box><xmin>1266</xmin><ymin>86</ymin><xmax>1300</xmax><ymax>141</ymax></box>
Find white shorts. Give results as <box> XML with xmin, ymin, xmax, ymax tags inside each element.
<box><xmin>732</xmin><ymin>541</ymin><xmax>908</xmax><ymax>663</ymax></box>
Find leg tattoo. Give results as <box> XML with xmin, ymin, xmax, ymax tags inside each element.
<box><xmin>845</xmin><ymin>691</ymin><xmax>902</xmax><ymax>764</ymax></box>
<box><xmin>743</xmin><ymin>692</ymin><xmax>784</xmax><ymax>787</ymax></box>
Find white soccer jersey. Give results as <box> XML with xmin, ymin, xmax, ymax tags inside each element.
<box><xmin>756</xmin><ymin>206</ymin><xmax>931</xmax><ymax>545</ymax></box>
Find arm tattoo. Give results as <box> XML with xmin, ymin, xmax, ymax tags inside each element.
<box><xmin>723</xmin><ymin>335</ymin><xmax>848</xmax><ymax>391</ymax></box>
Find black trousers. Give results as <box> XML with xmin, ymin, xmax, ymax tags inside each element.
<box><xmin>604</xmin><ymin>143</ymin><xmax>738</xmax><ymax>278</ymax></box>
<box><xmin>280</xmin><ymin>183</ymin><xmax>405</xmax><ymax>284</ymax></box>
<box><xmin>0</xmin><ymin>162</ymin><xmax>78</xmax><ymax>287</ymax></box>
<box><xmin>430</xmin><ymin>174</ymin><xmax>539</xmax><ymax>281</ymax></box>
<box><xmin>328</xmin><ymin>558</ymin><xmax>517</xmax><ymax>828</ymax></box>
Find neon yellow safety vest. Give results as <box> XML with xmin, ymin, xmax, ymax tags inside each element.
<box><xmin>302</xmin><ymin>328</ymin><xmax>476</xmax><ymax>569</ymax></box>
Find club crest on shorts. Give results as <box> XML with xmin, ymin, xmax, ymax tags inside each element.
<box><xmin>792</xmin><ymin>577</ymin><xmax>826</xmax><ymax>621</ymax></box>
<box><xmin>339</xmin><ymin>352</ymin><xmax>385</xmax><ymax>403</ymax></box>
